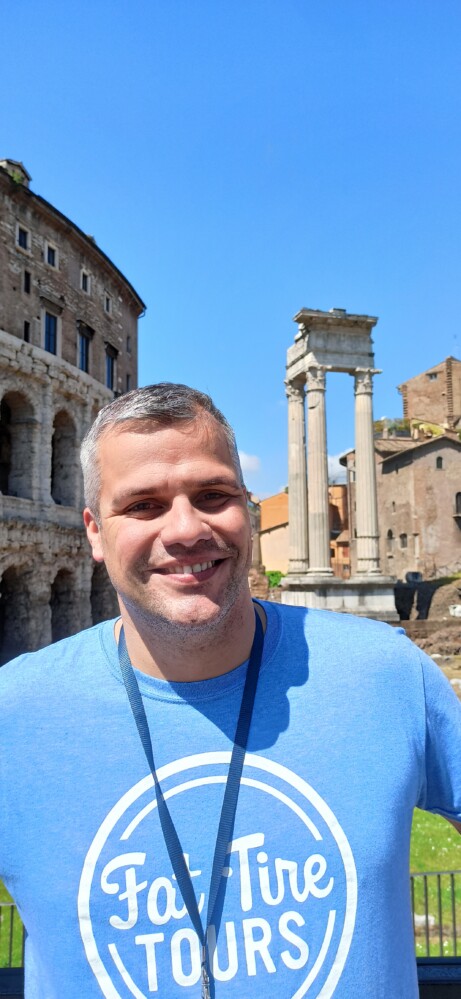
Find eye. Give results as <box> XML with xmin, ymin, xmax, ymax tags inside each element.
<box><xmin>126</xmin><ymin>499</ymin><xmax>162</xmax><ymax>515</ymax></box>
<box><xmin>196</xmin><ymin>490</ymin><xmax>233</xmax><ymax>508</ymax></box>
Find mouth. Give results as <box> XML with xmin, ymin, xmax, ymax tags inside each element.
<box><xmin>153</xmin><ymin>558</ymin><xmax>225</xmax><ymax>579</ymax></box>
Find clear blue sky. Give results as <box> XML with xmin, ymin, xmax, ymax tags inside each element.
<box><xmin>2</xmin><ymin>0</ymin><xmax>460</xmax><ymax>496</ymax></box>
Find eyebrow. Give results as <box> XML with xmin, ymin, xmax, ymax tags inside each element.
<box><xmin>112</xmin><ymin>477</ymin><xmax>242</xmax><ymax>506</ymax></box>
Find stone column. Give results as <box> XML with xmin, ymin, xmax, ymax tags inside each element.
<box><xmin>286</xmin><ymin>379</ymin><xmax>309</xmax><ymax>573</ymax></box>
<box><xmin>354</xmin><ymin>369</ymin><xmax>380</xmax><ymax>574</ymax></box>
<box><xmin>306</xmin><ymin>366</ymin><xmax>333</xmax><ymax>575</ymax></box>
<box><xmin>36</xmin><ymin>382</ymin><xmax>53</xmax><ymax>503</ymax></box>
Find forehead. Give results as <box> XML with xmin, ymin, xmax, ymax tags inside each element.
<box><xmin>97</xmin><ymin>417</ymin><xmax>237</xmax><ymax>480</ymax></box>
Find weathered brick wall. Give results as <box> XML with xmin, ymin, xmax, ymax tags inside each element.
<box><xmin>0</xmin><ymin>167</ymin><xmax>141</xmax><ymax>397</ymax></box>
<box><xmin>0</xmin><ymin>162</ymin><xmax>144</xmax><ymax>664</ymax></box>
<box><xmin>0</xmin><ymin>332</ymin><xmax>120</xmax><ymax>662</ymax></box>
<box><xmin>346</xmin><ymin>438</ymin><xmax>461</xmax><ymax>580</ymax></box>
<box><xmin>398</xmin><ymin>358</ymin><xmax>461</xmax><ymax>430</ymax></box>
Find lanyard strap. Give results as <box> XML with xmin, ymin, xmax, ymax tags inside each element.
<box><xmin>118</xmin><ymin>610</ymin><xmax>264</xmax><ymax>996</ymax></box>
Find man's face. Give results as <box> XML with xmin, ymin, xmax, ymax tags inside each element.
<box><xmin>84</xmin><ymin>417</ymin><xmax>253</xmax><ymax>634</ymax></box>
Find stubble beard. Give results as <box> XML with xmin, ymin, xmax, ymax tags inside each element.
<box><xmin>115</xmin><ymin>540</ymin><xmax>253</xmax><ymax>649</ymax></box>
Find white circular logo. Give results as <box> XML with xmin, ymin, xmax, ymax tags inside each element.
<box><xmin>78</xmin><ymin>753</ymin><xmax>357</xmax><ymax>998</ymax></box>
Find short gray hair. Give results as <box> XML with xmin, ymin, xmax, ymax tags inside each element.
<box><xmin>80</xmin><ymin>382</ymin><xmax>243</xmax><ymax>516</ymax></box>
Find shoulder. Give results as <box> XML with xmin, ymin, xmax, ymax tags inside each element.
<box><xmin>0</xmin><ymin>619</ymin><xmax>118</xmax><ymax>703</ymax></box>
<box><xmin>259</xmin><ymin>599</ymin><xmax>408</xmax><ymax>644</ymax></box>
<box><xmin>258</xmin><ymin>600</ymin><xmax>422</xmax><ymax>672</ymax></box>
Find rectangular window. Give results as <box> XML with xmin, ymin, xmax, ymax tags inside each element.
<box><xmin>23</xmin><ymin>321</ymin><xmax>30</xmax><ymax>343</ymax></box>
<box><xmin>81</xmin><ymin>269</ymin><xmax>91</xmax><ymax>294</ymax></box>
<box><xmin>104</xmin><ymin>294</ymin><xmax>111</xmax><ymax>314</ymax></box>
<box><xmin>126</xmin><ymin>335</ymin><xmax>131</xmax><ymax>354</ymax></box>
<box><xmin>105</xmin><ymin>344</ymin><xmax>118</xmax><ymax>390</ymax></box>
<box><xmin>24</xmin><ymin>270</ymin><xmax>31</xmax><ymax>293</ymax></box>
<box><xmin>46</xmin><ymin>244</ymin><xmax>57</xmax><ymax>267</ymax></box>
<box><xmin>17</xmin><ymin>226</ymin><xmax>29</xmax><ymax>250</ymax></box>
<box><xmin>78</xmin><ymin>325</ymin><xmax>93</xmax><ymax>373</ymax></box>
<box><xmin>44</xmin><ymin>312</ymin><xmax>57</xmax><ymax>354</ymax></box>
<box><xmin>126</xmin><ymin>373</ymin><xmax>131</xmax><ymax>392</ymax></box>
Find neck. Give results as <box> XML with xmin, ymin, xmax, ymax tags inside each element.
<box><xmin>115</xmin><ymin>596</ymin><xmax>264</xmax><ymax>681</ymax></box>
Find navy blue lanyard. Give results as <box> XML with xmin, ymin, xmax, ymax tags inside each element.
<box><xmin>118</xmin><ymin>610</ymin><xmax>264</xmax><ymax>998</ymax></box>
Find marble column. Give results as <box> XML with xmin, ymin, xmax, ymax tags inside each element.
<box><xmin>354</xmin><ymin>369</ymin><xmax>380</xmax><ymax>574</ymax></box>
<box><xmin>306</xmin><ymin>365</ymin><xmax>333</xmax><ymax>575</ymax></box>
<box><xmin>286</xmin><ymin>379</ymin><xmax>309</xmax><ymax>573</ymax></box>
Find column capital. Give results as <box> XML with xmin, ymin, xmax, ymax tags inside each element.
<box><xmin>354</xmin><ymin>368</ymin><xmax>380</xmax><ymax>395</ymax></box>
<box><xmin>306</xmin><ymin>365</ymin><xmax>326</xmax><ymax>392</ymax></box>
<box><xmin>285</xmin><ymin>378</ymin><xmax>305</xmax><ymax>401</ymax></box>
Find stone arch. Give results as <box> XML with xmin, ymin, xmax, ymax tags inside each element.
<box><xmin>91</xmin><ymin>562</ymin><xmax>118</xmax><ymax>625</ymax></box>
<box><xmin>51</xmin><ymin>410</ymin><xmax>77</xmax><ymax>506</ymax></box>
<box><xmin>50</xmin><ymin>568</ymin><xmax>78</xmax><ymax>642</ymax></box>
<box><xmin>0</xmin><ymin>390</ymin><xmax>35</xmax><ymax>498</ymax></box>
<box><xmin>0</xmin><ymin>565</ymin><xmax>33</xmax><ymax>664</ymax></box>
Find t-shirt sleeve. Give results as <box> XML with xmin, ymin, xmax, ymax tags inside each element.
<box><xmin>416</xmin><ymin>648</ymin><xmax>461</xmax><ymax>821</ymax></box>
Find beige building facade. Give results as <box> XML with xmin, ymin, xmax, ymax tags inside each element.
<box><xmin>260</xmin><ymin>485</ymin><xmax>350</xmax><ymax>577</ymax></box>
<box><xmin>0</xmin><ymin>159</ymin><xmax>145</xmax><ymax>663</ymax></box>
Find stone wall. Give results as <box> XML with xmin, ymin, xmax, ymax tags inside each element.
<box><xmin>346</xmin><ymin>435</ymin><xmax>461</xmax><ymax>580</ymax></box>
<box><xmin>0</xmin><ymin>161</ymin><xmax>144</xmax><ymax>664</ymax></box>
<box><xmin>0</xmin><ymin>330</ymin><xmax>121</xmax><ymax>662</ymax></box>
<box><xmin>0</xmin><ymin>163</ymin><xmax>142</xmax><ymax>396</ymax></box>
<box><xmin>398</xmin><ymin>357</ymin><xmax>461</xmax><ymax>430</ymax></box>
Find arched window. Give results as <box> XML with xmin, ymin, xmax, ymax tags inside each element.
<box><xmin>0</xmin><ymin>392</ymin><xmax>35</xmax><ymax>498</ymax></box>
<box><xmin>436</xmin><ymin>456</ymin><xmax>443</xmax><ymax>470</ymax></box>
<box><xmin>91</xmin><ymin>563</ymin><xmax>118</xmax><ymax>625</ymax></box>
<box><xmin>400</xmin><ymin>533</ymin><xmax>408</xmax><ymax>549</ymax></box>
<box><xmin>386</xmin><ymin>530</ymin><xmax>394</xmax><ymax>554</ymax></box>
<box><xmin>51</xmin><ymin>411</ymin><xmax>77</xmax><ymax>506</ymax></box>
<box><xmin>0</xmin><ymin>567</ymin><xmax>32</xmax><ymax>664</ymax></box>
<box><xmin>50</xmin><ymin>569</ymin><xmax>76</xmax><ymax>642</ymax></box>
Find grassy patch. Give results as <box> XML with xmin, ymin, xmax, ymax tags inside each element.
<box><xmin>411</xmin><ymin>808</ymin><xmax>461</xmax><ymax>956</ymax></box>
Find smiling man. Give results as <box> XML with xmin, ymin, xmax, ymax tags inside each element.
<box><xmin>0</xmin><ymin>382</ymin><xmax>460</xmax><ymax>999</ymax></box>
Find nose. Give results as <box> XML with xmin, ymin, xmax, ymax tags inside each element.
<box><xmin>159</xmin><ymin>497</ymin><xmax>213</xmax><ymax>549</ymax></box>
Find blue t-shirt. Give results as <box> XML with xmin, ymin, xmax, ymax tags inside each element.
<box><xmin>0</xmin><ymin>602</ymin><xmax>460</xmax><ymax>998</ymax></box>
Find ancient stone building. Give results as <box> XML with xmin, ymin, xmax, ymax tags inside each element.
<box><xmin>398</xmin><ymin>357</ymin><xmax>461</xmax><ymax>432</ymax></box>
<box><xmin>343</xmin><ymin>356</ymin><xmax>461</xmax><ymax>581</ymax></box>
<box><xmin>344</xmin><ymin>432</ymin><xmax>461</xmax><ymax>580</ymax></box>
<box><xmin>0</xmin><ymin>159</ymin><xmax>145</xmax><ymax>663</ymax></box>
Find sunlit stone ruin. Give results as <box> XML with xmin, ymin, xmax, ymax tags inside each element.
<box><xmin>282</xmin><ymin>307</ymin><xmax>397</xmax><ymax>619</ymax></box>
<box><xmin>0</xmin><ymin>159</ymin><xmax>145</xmax><ymax>663</ymax></box>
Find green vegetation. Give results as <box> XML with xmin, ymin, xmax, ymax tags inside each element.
<box><xmin>373</xmin><ymin>417</ymin><xmax>411</xmax><ymax>435</ymax></box>
<box><xmin>431</xmin><ymin>572</ymin><xmax>461</xmax><ymax>590</ymax></box>
<box><xmin>0</xmin><ymin>881</ymin><xmax>23</xmax><ymax>967</ymax></box>
<box><xmin>266</xmin><ymin>570</ymin><xmax>285</xmax><ymax>588</ymax></box>
<box><xmin>411</xmin><ymin>809</ymin><xmax>461</xmax><ymax>957</ymax></box>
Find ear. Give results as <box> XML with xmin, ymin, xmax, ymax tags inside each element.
<box><xmin>83</xmin><ymin>508</ymin><xmax>105</xmax><ymax>563</ymax></box>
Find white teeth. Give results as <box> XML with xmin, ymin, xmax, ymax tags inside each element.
<box><xmin>167</xmin><ymin>561</ymin><xmax>214</xmax><ymax>574</ymax></box>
